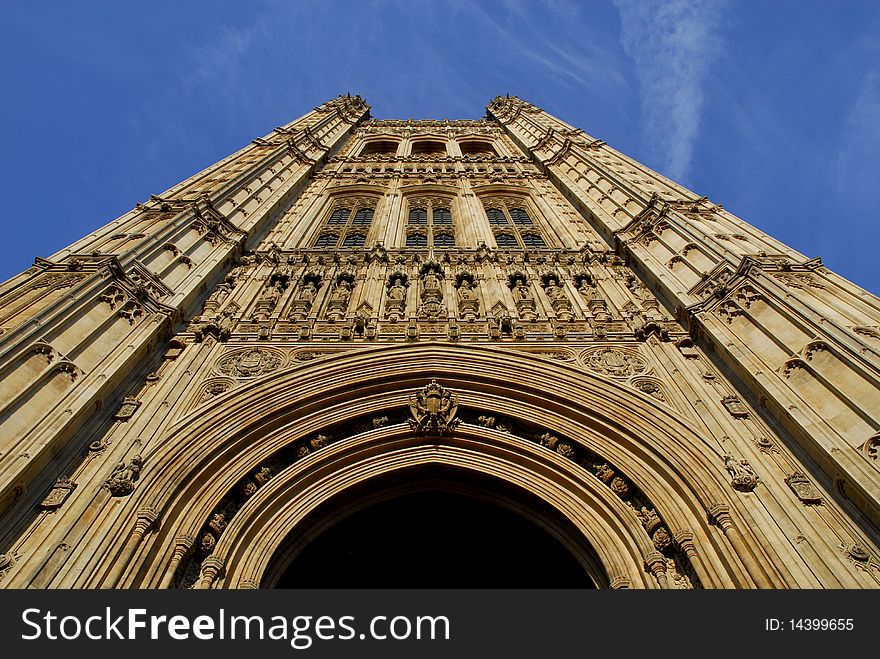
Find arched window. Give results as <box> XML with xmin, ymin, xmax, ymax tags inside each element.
<box><xmin>460</xmin><ymin>140</ymin><xmax>498</xmax><ymax>157</ymax></box>
<box><xmin>352</xmin><ymin>208</ymin><xmax>373</xmax><ymax>226</ymax></box>
<box><xmin>317</xmin><ymin>201</ymin><xmax>377</xmax><ymax>248</ymax></box>
<box><xmin>406</xmin><ymin>233</ymin><xmax>428</xmax><ymax>247</ymax></box>
<box><xmin>411</xmin><ymin>140</ymin><xmax>447</xmax><ymax>156</ymax></box>
<box><xmin>408</xmin><ymin>208</ymin><xmax>428</xmax><ymax>225</ymax></box>
<box><xmin>510</xmin><ymin>208</ymin><xmax>532</xmax><ymax>226</ymax></box>
<box><xmin>342</xmin><ymin>233</ymin><xmax>366</xmax><ymax>248</ymax></box>
<box><xmin>482</xmin><ymin>203</ymin><xmax>548</xmax><ymax>249</ymax></box>
<box><xmin>496</xmin><ymin>233</ymin><xmax>518</xmax><ymax>248</ymax></box>
<box><xmin>360</xmin><ymin>140</ymin><xmax>399</xmax><ymax>156</ymax></box>
<box><xmin>315</xmin><ymin>233</ymin><xmax>338</xmax><ymax>248</ymax></box>
<box><xmin>486</xmin><ymin>208</ymin><xmax>507</xmax><ymax>225</ymax></box>
<box><xmin>434</xmin><ymin>232</ymin><xmax>455</xmax><ymax>248</ymax></box>
<box><xmin>328</xmin><ymin>208</ymin><xmax>350</xmax><ymax>225</ymax></box>
<box><xmin>433</xmin><ymin>208</ymin><xmax>452</xmax><ymax>225</ymax></box>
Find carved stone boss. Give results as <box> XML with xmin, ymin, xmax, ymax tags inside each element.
<box><xmin>408</xmin><ymin>379</ymin><xmax>460</xmax><ymax>435</ymax></box>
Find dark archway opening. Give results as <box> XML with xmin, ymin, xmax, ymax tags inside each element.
<box><xmin>275</xmin><ymin>490</ymin><xmax>595</xmax><ymax>588</ymax></box>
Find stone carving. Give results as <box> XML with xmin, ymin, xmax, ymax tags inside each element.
<box><xmin>862</xmin><ymin>433</ymin><xmax>879</xmax><ymax>463</ymax></box>
<box><xmin>254</xmin><ymin>279</ymin><xmax>285</xmax><ymax>321</ymax></box>
<box><xmin>785</xmin><ymin>471</ymin><xmax>823</xmax><ymax>504</ymax></box>
<box><xmin>675</xmin><ymin>338</ymin><xmax>699</xmax><ymax>359</ymax></box>
<box><xmin>774</xmin><ymin>272</ymin><xmax>824</xmax><ymax>290</ymax></box>
<box><xmin>105</xmin><ymin>455</ymin><xmax>144</xmax><ymax>496</ymax></box>
<box><xmin>325</xmin><ymin>278</ymin><xmax>353</xmax><ymax>322</ymax></box>
<box><xmin>385</xmin><ymin>275</ymin><xmax>408</xmax><ymax>321</ymax></box>
<box><xmin>542</xmin><ymin>274</ymin><xmax>573</xmax><ymax>320</ymax></box>
<box><xmin>510</xmin><ymin>276</ymin><xmax>536</xmax><ymax>321</ymax></box>
<box><xmin>202</xmin><ymin>281</ymin><xmax>232</xmax><ymax>315</ymax></box>
<box><xmin>578</xmin><ymin>279</ymin><xmax>610</xmax><ymax>322</ymax></box>
<box><xmin>844</xmin><ymin>543</ymin><xmax>870</xmax><ymax>563</ymax></box>
<box><xmin>538</xmin><ymin>432</ymin><xmax>576</xmax><ymax>458</ymax></box>
<box><xmin>100</xmin><ymin>286</ymin><xmax>126</xmax><ymax>310</ymax></box>
<box><xmin>595</xmin><ymin>463</ymin><xmax>615</xmax><ymax>484</ymax></box>
<box><xmin>217</xmin><ymin>348</ymin><xmax>283</xmax><ymax>378</ymax></box>
<box><xmin>581</xmin><ymin>347</ymin><xmax>646</xmax><ymax>377</ymax></box>
<box><xmin>652</xmin><ymin>527</ymin><xmax>672</xmax><ymax>551</ymax></box>
<box><xmin>114</xmin><ymin>396</ymin><xmax>141</xmax><ymax>421</ymax></box>
<box><xmin>455</xmin><ymin>275</ymin><xmax>479</xmax><ymax>321</ymax></box>
<box><xmin>853</xmin><ymin>325</ymin><xmax>880</xmax><ymax>341</ymax></box>
<box><xmin>289</xmin><ymin>278</ymin><xmax>320</xmax><ymax>320</ymax></box>
<box><xmin>721</xmin><ymin>395</ymin><xmax>749</xmax><ymax>418</ymax></box>
<box><xmin>610</xmin><ymin>477</ymin><xmax>629</xmax><ymax>497</ymax></box>
<box><xmin>39</xmin><ymin>477</ymin><xmax>77</xmax><ymax>510</ymax></box>
<box><xmin>408</xmin><ymin>379</ymin><xmax>460</xmax><ymax>434</ymax></box>
<box><xmin>198</xmin><ymin>379</ymin><xmax>234</xmax><ymax>404</ymax></box>
<box><xmin>724</xmin><ymin>454</ymin><xmax>759</xmax><ymax>492</ymax></box>
<box><xmin>118</xmin><ymin>300</ymin><xmax>145</xmax><ymax>324</ymax></box>
<box><xmin>418</xmin><ymin>262</ymin><xmax>446</xmax><ymax>320</ymax></box>
<box><xmin>632</xmin><ymin>378</ymin><xmax>666</xmax><ymax>401</ymax></box>
<box><xmin>636</xmin><ymin>507</ymin><xmax>663</xmax><ymax>534</ymax></box>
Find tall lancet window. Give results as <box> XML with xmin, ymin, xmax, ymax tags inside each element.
<box><xmin>314</xmin><ymin>201</ymin><xmax>376</xmax><ymax>248</ymax></box>
<box><xmin>405</xmin><ymin>202</ymin><xmax>456</xmax><ymax>249</ymax></box>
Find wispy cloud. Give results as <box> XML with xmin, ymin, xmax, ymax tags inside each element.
<box><xmin>834</xmin><ymin>70</ymin><xmax>880</xmax><ymax>203</ymax></box>
<box><xmin>614</xmin><ymin>0</ymin><xmax>726</xmax><ymax>182</ymax></box>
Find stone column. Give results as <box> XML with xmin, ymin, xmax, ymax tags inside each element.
<box><xmin>158</xmin><ymin>533</ymin><xmax>195</xmax><ymax>589</ymax></box>
<box><xmin>673</xmin><ymin>529</ymin><xmax>710</xmax><ymax>587</ymax></box>
<box><xmin>707</xmin><ymin>503</ymin><xmax>773</xmax><ymax>588</ymax></box>
<box><xmin>104</xmin><ymin>507</ymin><xmax>159</xmax><ymax>587</ymax></box>
<box><xmin>644</xmin><ymin>551</ymin><xmax>670</xmax><ymax>589</ymax></box>
<box><xmin>196</xmin><ymin>555</ymin><xmax>225</xmax><ymax>590</ymax></box>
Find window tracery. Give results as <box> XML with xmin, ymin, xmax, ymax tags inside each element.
<box><xmin>313</xmin><ymin>199</ymin><xmax>377</xmax><ymax>249</ymax></box>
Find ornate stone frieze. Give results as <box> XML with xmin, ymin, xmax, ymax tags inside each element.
<box><xmin>580</xmin><ymin>346</ymin><xmax>647</xmax><ymax>377</ymax></box>
<box><xmin>217</xmin><ymin>348</ymin><xmax>284</xmax><ymax>378</ymax></box>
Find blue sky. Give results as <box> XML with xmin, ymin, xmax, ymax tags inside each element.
<box><xmin>1</xmin><ymin>0</ymin><xmax>878</xmax><ymax>293</ymax></box>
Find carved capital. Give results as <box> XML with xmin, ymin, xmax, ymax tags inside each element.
<box><xmin>199</xmin><ymin>555</ymin><xmax>226</xmax><ymax>589</ymax></box>
<box><xmin>609</xmin><ymin>576</ymin><xmax>631</xmax><ymax>589</ymax></box>
<box><xmin>644</xmin><ymin>551</ymin><xmax>667</xmax><ymax>574</ymax></box>
<box><xmin>707</xmin><ymin>503</ymin><xmax>733</xmax><ymax>531</ymax></box>
<box><xmin>134</xmin><ymin>507</ymin><xmax>160</xmax><ymax>536</ymax></box>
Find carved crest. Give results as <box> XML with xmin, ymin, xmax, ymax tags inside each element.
<box><xmin>217</xmin><ymin>348</ymin><xmax>284</xmax><ymax>378</ymax></box>
<box><xmin>581</xmin><ymin>347</ymin><xmax>647</xmax><ymax>377</ymax></box>
<box><xmin>785</xmin><ymin>471</ymin><xmax>822</xmax><ymax>504</ymax></box>
<box><xmin>408</xmin><ymin>379</ymin><xmax>460</xmax><ymax>435</ymax></box>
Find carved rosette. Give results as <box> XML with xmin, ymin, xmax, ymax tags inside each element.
<box><xmin>408</xmin><ymin>379</ymin><xmax>460</xmax><ymax>435</ymax></box>
<box><xmin>195</xmin><ymin>377</ymin><xmax>236</xmax><ymax>406</ymax></box>
<box><xmin>580</xmin><ymin>347</ymin><xmax>647</xmax><ymax>377</ymax></box>
<box><xmin>217</xmin><ymin>348</ymin><xmax>284</xmax><ymax>378</ymax></box>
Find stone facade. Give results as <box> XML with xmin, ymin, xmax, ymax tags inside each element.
<box><xmin>0</xmin><ymin>94</ymin><xmax>878</xmax><ymax>588</ymax></box>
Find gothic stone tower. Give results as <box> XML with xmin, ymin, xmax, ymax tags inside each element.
<box><xmin>1</xmin><ymin>94</ymin><xmax>879</xmax><ymax>589</ymax></box>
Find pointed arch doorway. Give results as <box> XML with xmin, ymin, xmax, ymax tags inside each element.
<box><xmin>264</xmin><ymin>466</ymin><xmax>599</xmax><ymax>588</ymax></box>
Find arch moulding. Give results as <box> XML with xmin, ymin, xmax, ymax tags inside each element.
<box><xmin>93</xmin><ymin>343</ymin><xmax>785</xmax><ymax>589</ymax></box>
